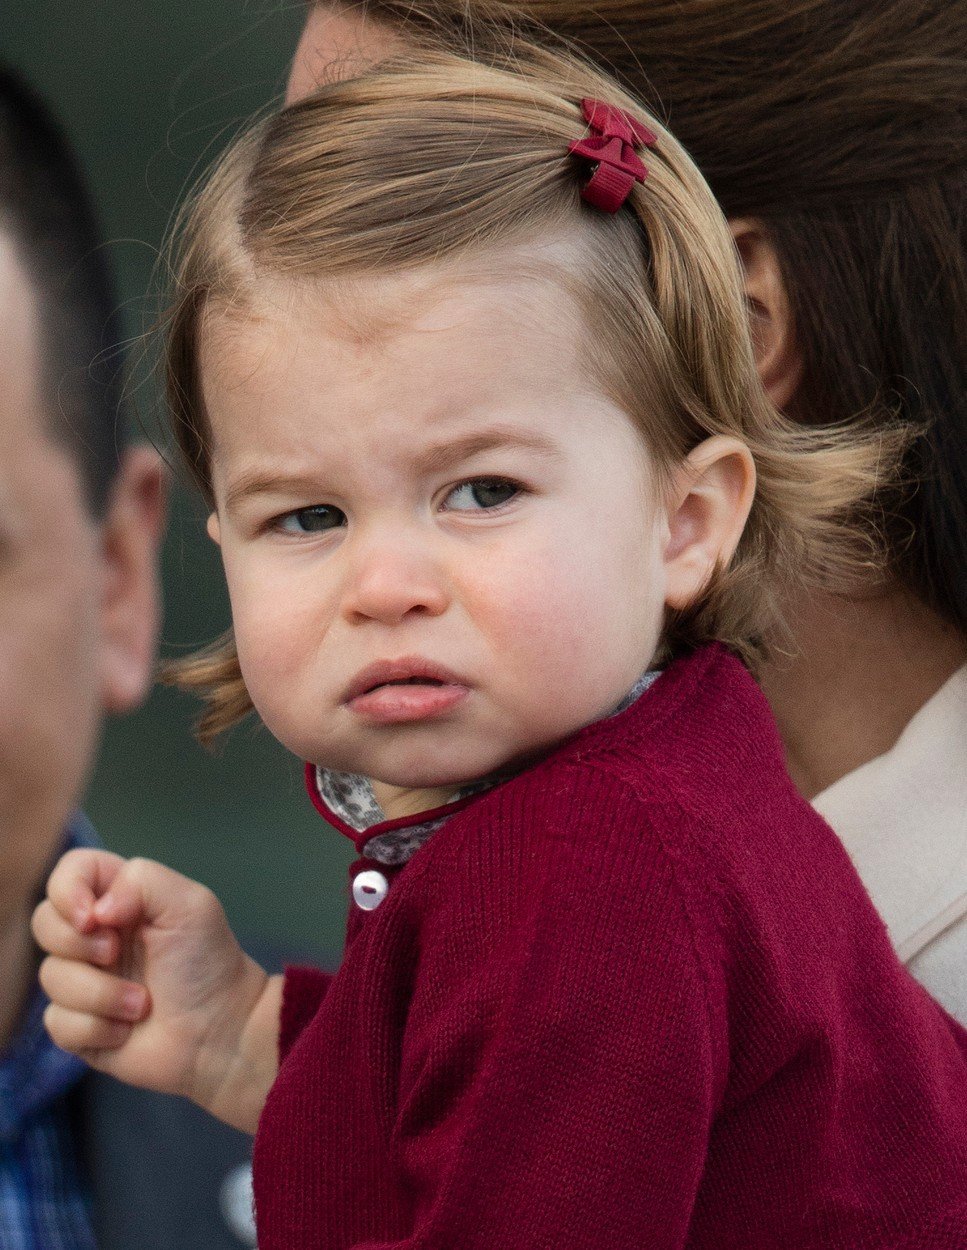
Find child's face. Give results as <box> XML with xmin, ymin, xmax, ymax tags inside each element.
<box><xmin>203</xmin><ymin>266</ymin><xmax>671</xmax><ymax>810</ymax></box>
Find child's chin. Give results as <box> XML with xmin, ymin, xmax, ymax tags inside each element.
<box><xmin>316</xmin><ymin>729</ymin><xmax>522</xmax><ymax>790</ymax></box>
<box><xmin>374</xmin><ymin>767</ymin><xmax>485</xmax><ymax>791</ymax></box>
<box><xmin>370</xmin><ymin>751</ymin><xmax>508</xmax><ymax>792</ymax></box>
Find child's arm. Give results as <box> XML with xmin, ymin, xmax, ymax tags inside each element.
<box><xmin>31</xmin><ymin>848</ymin><xmax>283</xmax><ymax>1134</ymax></box>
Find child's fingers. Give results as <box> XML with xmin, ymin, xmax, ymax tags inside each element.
<box><xmin>38</xmin><ymin>955</ymin><xmax>148</xmax><ymax>1023</ymax></box>
<box><xmin>45</xmin><ymin>848</ymin><xmax>127</xmax><ymax>933</ymax></box>
<box><xmin>43</xmin><ymin>1001</ymin><xmax>134</xmax><ymax>1056</ymax></box>
<box><xmin>31</xmin><ymin>900</ymin><xmax>119</xmax><ymax>966</ymax></box>
<box><xmin>90</xmin><ymin>856</ymin><xmax>218</xmax><ymax>932</ymax></box>
<box><xmin>89</xmin><ymin>859</ymin><xmax>158</xmax><ymax>929</ymax></box>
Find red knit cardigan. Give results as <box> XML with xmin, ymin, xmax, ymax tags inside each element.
<box><xmin>252</xmin><ymin>645</ymin><xmax>967</xmax><ymax>1249</ymax></box>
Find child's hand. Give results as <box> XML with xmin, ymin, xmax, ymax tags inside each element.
<box><xmin>31</xmin><ymin>848</ymin><xmax>282</xmax><ymax>1134</ymax></box>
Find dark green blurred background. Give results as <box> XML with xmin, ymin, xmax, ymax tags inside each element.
<box><xmin>3</xmin><ymin>1</ymin><xmax>353</xmax><ymax>963</ymax></box>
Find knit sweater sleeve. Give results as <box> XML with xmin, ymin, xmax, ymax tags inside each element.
<box><xmin>279</xmin><ymin>966</ymin><xmax>334</xmax><ymax>1063</ymax></box>
<box><xmin>387</xmin><ymin>769</ymin><xmax>727</xmax><ymax>1249</ymax></box>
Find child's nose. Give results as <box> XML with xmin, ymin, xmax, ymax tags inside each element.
<box><xmin>341</xmin><ymin>533</ymin><xmax>450</xmax><ymax>626</ymax></box>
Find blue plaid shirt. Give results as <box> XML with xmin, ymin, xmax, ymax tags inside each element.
<box><xmin>0</xmin><ymin>816</ymin><xmax>97</xmax><ymax>1250</ymax></box>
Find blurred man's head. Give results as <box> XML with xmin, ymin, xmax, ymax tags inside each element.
<box><xmin>0</xmin><ymin>68</ymin><xmax>164</xmax><ymax>954</ymax></box>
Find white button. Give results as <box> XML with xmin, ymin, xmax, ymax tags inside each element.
<box><xmin>353</xmin><ymin>869</ymin><xmax>389</xmax><ymax>910</ymax></box>
<box><xmin>219</xmin><ymin>1163</ymin><xmax>257</xmax><ymax>1246</ymax></box>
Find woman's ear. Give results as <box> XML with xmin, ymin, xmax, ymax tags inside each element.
<box><xmin>730</xmin><ymin>218</ymin><xmax>802</xmax><ymax>411</ymax></box>
<box><xmin>287</xmin><ymin>4</ymin><xmax>407</xmax><ymax>104</ymax></box>
<box><xmin>207</xmin><ymin>511</ymin><xmax>221</xmax><ymax>545</ymax></box>
<box><xmin>98</xmin><ymin>445</ymin><xmax>168</xmax><ymax>713</ymax></box>
<box><xmin>663</xmin><ymin>436</ymin><xmax>756</xmax><ymax>611</ymax></box>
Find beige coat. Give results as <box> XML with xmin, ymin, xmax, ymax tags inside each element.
<box><xmin>813</xmin><ymin>664</ymin><xmax>967</xmax><ymax>1025</ymax></box>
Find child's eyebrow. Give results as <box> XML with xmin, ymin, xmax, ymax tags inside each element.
<box><xmin>223</xmin><ymin>472</ymin><xmax>332</xmax><ymax>513</ymax></box>
<box><xmin>222</xmin><ymin>427</ymin><xmax>562</xmax><ymax>511</ymax></box>
<box><xmin>412</xmin><ymin>426</ymin><xmax>562</xmax><ymax>475</ymax></box>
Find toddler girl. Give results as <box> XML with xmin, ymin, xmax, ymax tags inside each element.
<box><xmin>34</xmin><ymin>42</ymin><xmax>967</xmax><ymax>1249</ymax></box>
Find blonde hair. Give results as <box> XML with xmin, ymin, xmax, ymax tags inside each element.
<box><xmin>162</xmin><ymin>43</ymin><xmax>899</xmax><ymax>743</ymax></box>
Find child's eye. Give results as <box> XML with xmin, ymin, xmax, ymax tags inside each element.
<box><xmin>442</xmin><ymin>478</ymin><xmax>520</xmax><ymax>512</ymax></box>
<box><xmin>276</xmin><ymin>505</ymin><xmax>347</xmax><ymax>534</ymax></box>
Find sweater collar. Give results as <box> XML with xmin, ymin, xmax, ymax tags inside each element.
<box><xmin>306</xmin><ymin>669</ymin><xmax>660</xmax><ymax>858</ymax></box>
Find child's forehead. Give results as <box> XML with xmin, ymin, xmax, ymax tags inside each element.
<box><xmin>200</xmin><ymin>269</ymin><xmax>588</xmax><ymax>439</ymax></box>
<box><xmin>202</xmin><ymin>240</ymin><xmax>589</xmax><ymax>361</ymax></box>
<box><xmin>197</xmin><ymin>248</ymin><xmax>655</xmax><ymax>490</ymax></box>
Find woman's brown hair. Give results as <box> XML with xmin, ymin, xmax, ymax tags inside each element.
<box><xmin>164</xmin><ymin>43</ymin><xmax>897</xmax><ymax>742</ymax></box>
<box><xmin>314</xmin><ymin>0</ymin><xmax>967</xmax><ymax>634</ymax></box>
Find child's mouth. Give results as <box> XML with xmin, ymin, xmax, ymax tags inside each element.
<box><xmin>345</xmin><ymin>660</ymin><xmax>470</xmax><ymax>724</ymax></box>
<box><xmin>369</xmin><ymin>677</ymin><xmax>444</xmax><ymax>690</ymax></box>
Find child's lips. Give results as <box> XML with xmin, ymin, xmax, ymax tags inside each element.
<box><xmin>344</xmin><ymin>657</ymin><xmax>470</xmax><ymax>724</ymax></box>
<box><xmin>348</xmin><ymin>682</ymin><xmax>469</xmax><ymax>724</ymax></box>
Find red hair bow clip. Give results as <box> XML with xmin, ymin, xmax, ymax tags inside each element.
<box><xmin>568</xmin><ymin>97</ymin><xmax>658</xmax><ymax>214</ymax></box>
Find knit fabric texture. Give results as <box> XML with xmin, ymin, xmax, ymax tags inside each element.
<box><xmin>253</xmin><ymin>644</ymin><xmax>967</xmax><ymax>1249</ymax></box>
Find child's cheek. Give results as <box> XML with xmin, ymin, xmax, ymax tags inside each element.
<box><xmin>223</xmin><ymin>551</ymin><xmax>323</xmax><ymax>740</ymax></box>
<box><xmin>479</xmin><ymin>521</ymin><xmax>664</xmax><ymax>720</ymax></box>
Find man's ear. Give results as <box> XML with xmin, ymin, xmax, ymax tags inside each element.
<box><xmin>663</xmin><ymin>436</ymin><xmax>756</xmax><ymax>612</ymax></box>
<box><xmin>99</xmin><ymin>445</ymin><xmax>168</xmax><ymax>714</ymax></box>
<box><xmin>730</xmin><ymin>218</ymin><xmax>802</xmax><ymax>411</ymax></box>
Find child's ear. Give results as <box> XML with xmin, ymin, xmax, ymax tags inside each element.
<box><xmin>663</xmin><ymin>436</ymin><xmax>756</xmax><ymax>612</ymax></box>
<box><xmin>730</xmin><ymin>218</ymin><xmax>802</xmax><ymax>411</ymax></box>
<box><xmin>207</xmin><ymin>512</ymin><xmax>221</xmax><ymax>545</ymax></box>
<box><xmin>99</xmin><ymin>446</ymin><xmax>168</xmax><ymax>713</ymax></box>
